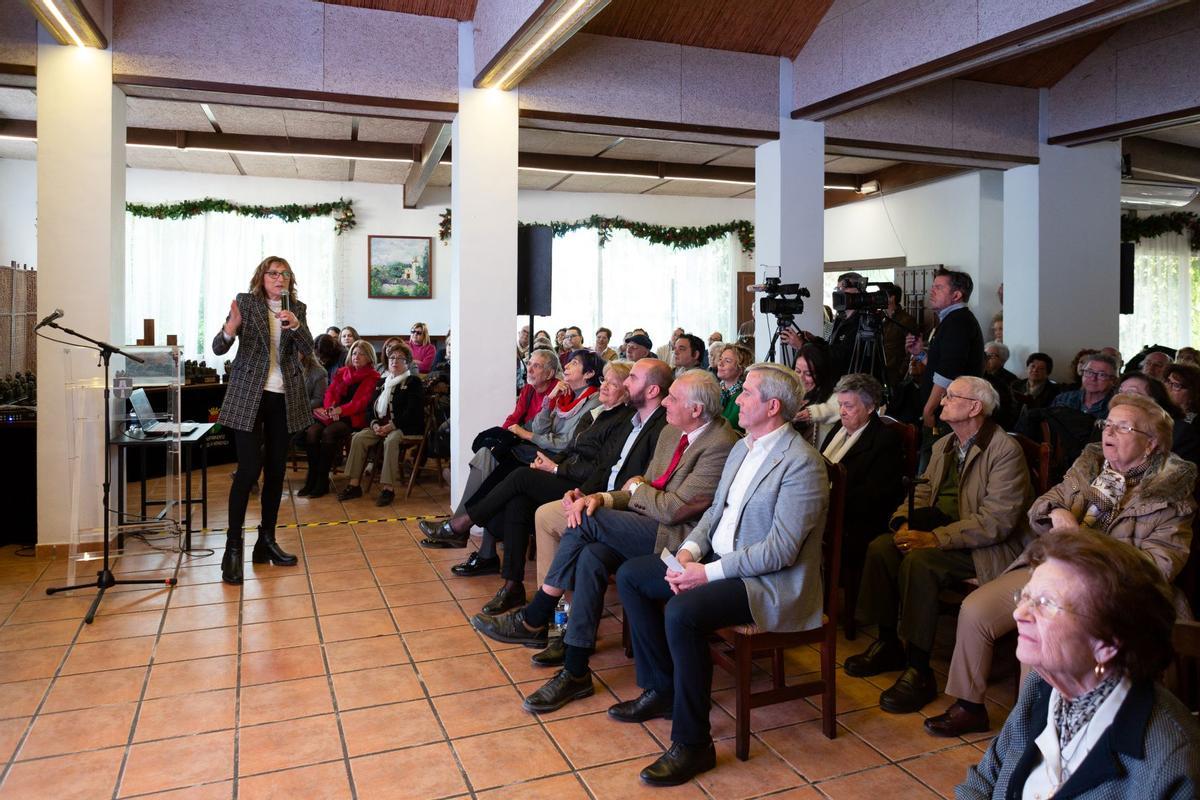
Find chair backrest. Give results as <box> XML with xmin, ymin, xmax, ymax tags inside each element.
<box><xmin>821</xmin><ymin>459</ymin><xmax>848</xmax><ymax>624</ymax></box>
<box><xmin>878</xmin><ymin>415</ymin><xmax>918</xmax><ymax>485</ymax></box>
<box><xmin>1010</xmin><ymin>432</ymin><xmax>1052</xmax><ymax>495</ymax></box>
<box><xmin>1172</xmin><ymin>619</ymin><xmax>1200</xmax><ymax>712</ymax></box>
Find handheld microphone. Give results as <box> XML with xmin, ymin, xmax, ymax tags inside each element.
<box><xmin>280</xmin><ymin>294</ymin><xmax>292</xmax><ymax>328</ymax></box>
<box><xmin>35</xmin><ymin>309</ymin><xmax>64</xmax><ymax>330</ymax></box>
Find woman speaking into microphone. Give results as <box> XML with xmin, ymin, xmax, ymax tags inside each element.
<box><xmin>213</xmin><ymin>256</ymin><xmax>314</xmax><ymax>584</ymax></box>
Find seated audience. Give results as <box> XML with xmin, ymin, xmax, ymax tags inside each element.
<box><xmin>407</xmin><ymin>322</ymin><xmax>436</xmax><ymax>374</ymax></box>
<box><xmin>1119</xmin><ymin>372</ymin><xmax>1200</xmax><ymax>464</ymax></box>
<box><xmin>1141</xmin><ymin>349</ymin><xmax>1172</xmax><ymax>380</ymax></box>
<box><xmin>657</xmin><ymin>327</ymin><xmax>685</xmax><ymax>366</ymax></box>
<box><xmin>1052</xmin><ymin>353</ymin><xmax>1117</xmax><ymax>418</ymax></box>
<box><xmin>624</xmin><ymin>332</ymin><xmax>654</xmax><ymax>361</ymax></box>
<box><xmin>300</xmin><ymin>339</ymin><xmax>378</xmax><ymax>498</ymax></box>
<box><xmin>715</xmin><ymin>343</ymin><xmax>752</xmax><ymax>433</ymax></box>
<box><xmin>299</xmin><ymin>352</ymin><xmax>328</xmax><ymax>414</ymax></box>
<box><xmin>443</xmin><ymin>360</ymin><xmax>632</xmax><ymax>584</ymax></box>
<box><xmin>336</xmin><ymin>343</ymin><xmax>426</xmax><ymax>506</ymax></box>
<box><xmin>554</xmin><ymin>328</ymin><xmax>568</xmax><ymax>361</ymax></box>
<box><xmin>672</xmin><ymin>334</ymin><xmax>705</xmax><ymax>376</ymax></box>
<box><xmin>313</xmin><ymin>333</ymin><xmax>345</xmax><ymax>383</ymax></box>
<box><xmin>325</xmin><ymin>326</ymin><xmax>340</xmax><ymax>338</ymax></box>
<box><xmin>1010</xmin><ymin>351</ymin><xmax>1059</xmax><ymax>415</ymax></box>
<box><xmin>472</xmin><ymin>370</ymin><xmax>739</xmax><ymax>709</ymax></box>
<box><xmin>1064</xmin><ymin>347</ymin><xmax>1100</xmax><ymax>392</ymax></box>
<box><xmin>421</xmin><ymin>349</ymin><xmax>604</xmax><ymax>548</ymax></box>
<box><xmin>338</xmin><ymin>325</ymin><xmax>359</xmax><ymax>350</ymax></box>
<box><xmin>990</xmin><ymin>312</ymin><xmax>1002</xmax><ymax>343</ymax></box>
<box><xmin>613</xmin><ymin>364</ymin><xmax>828</xmax><ymax>786</ymax></box>
<box><xmin>378</xmin><ymin>336</ymin><xmax>403</xmax><ymax>374</ymax></box>
<box><xmin>983</xmin><ymin>341</ymin><xmax>1018</xmax><ymax>429</ymax></box>
<box><xmin>929</xmin><ymin>393</ymin><xmax>1196</xmax><ymax>737</ymax></box>
<box><xmin>1176</xmin><ymin>346</ymin><xmax>1200</xmax><ymax>367</ymax></box>
<box><xmin>957</xmin><ymin>533</ymin><xmax>1200</xmax><ymax>798</ymax></box>
<box><xmin>1101</xmin><ymin>346</ymin><xmax>1124</xmax><ymax>375</ymax></box>
<box><xmin>594</xmin><ymin>327</ymin><xmax>617</xmax><ymax>361</ymax></box>
<box><xmin>560</xmin><ymin>326</ymin><xmax>584</xmax><ymax>367</ymax></box>
<box><xmin>1165</xmin><ymin>362</ymin><xmax>1200</xmax><ymax>423</ymax></box>
<box><xmin>821</xmin><ymin>374</ymin><xmax>905</xmax><ymax>566</ymax></box>
<box><xmin>793</xmin><ymin>341</ymin><xmax>839</xmax><ymax>448</ymax></box>
<box><xmin>846</xmin><ymin>376</ymin><xmax>1032</xmax><ymax>714</ymax></box>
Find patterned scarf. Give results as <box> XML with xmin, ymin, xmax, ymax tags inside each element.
<box><xmin>553</xmin><ymin>385</ymin><xmax>598</xmax><ymax>417</ymax></box>
<box><xmin>720</xmin><ymin>378</ymin><xmax>743</xmax><ymax>406</ymax></box>
<box><xmin>1081</xmin><ymin>456</ymin><xmax>1154</xmax><ymax>529</ymax></box>
<box><xmin>1053</xmin><ymin>672</ymin><xmax>1120</xmax><ymax>748</ymax></box>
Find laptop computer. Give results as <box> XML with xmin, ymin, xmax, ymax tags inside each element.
<box><xmin>129</xmin><ymin>388</ymin><xmax>199</xmax><ymax>436</ymax></box>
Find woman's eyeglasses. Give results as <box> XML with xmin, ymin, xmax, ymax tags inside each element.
<box><xmin>1012</xmin><ymin>589</ymin><xmax>1079</xmax><ymax>618</ymax></box>
<box><xmin>1166</xmin><ymin>379</ymin><xmax>1187</xmax><ymax>391</ymax></box>
<box><xmin>265</xmin><ymin>270</ymin><xmax>292</xmax><ymax>280</ymax></box>
<box><xmin>1095</xmin><ymin>418</ymin><xmax>1151</xmax><ymax>437</ymax></box>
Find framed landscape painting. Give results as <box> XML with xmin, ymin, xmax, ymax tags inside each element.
<box><xmin>368</xmin><ymin>235</ymin><xmax>432</xmax><ymax>299</ymax></box>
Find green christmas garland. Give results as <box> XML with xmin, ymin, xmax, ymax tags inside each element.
<box><xmin>126</xmin><ymin>197</ymin><xmax>357</xmax><ymax>235</ymax></box>
<box><xmin>1121</xmin><ymin>211</ymin><xmax>1200</xmax><ymax>252</ymax></box>
<box><xmin>437</xmin><ymin>209</ymin><xmax>754</xmax><ymax>254</ymax></box>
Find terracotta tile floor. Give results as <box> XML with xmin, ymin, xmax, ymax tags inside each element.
<box><xmin>0</xmin><ymin>465</ymin><xmax>1016</xmax><ymax>799</ymax></box>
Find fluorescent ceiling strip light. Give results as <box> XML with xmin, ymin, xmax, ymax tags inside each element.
<box><xmin>520</xmin><ymin>165</ymin><xmax>657</xmax><ymax>181</ymax></box>
<box><xmin>37</xmin><ymin>0</ymin><xmax>85</xmax><ymax>47</ymax></box>
<box><xmin>497</xmin><ymin>0</ymin><xmax>589</xmax><ymax>88</ymax></box>
<box><xmin>665</xmin><ymin>175</ymin><xmax>755</xmax><ymax>186</ymax></box>
<box><xmin>824</xmin><ymin>184</ymin><xmax>857</xmax><ymax>190</ymax></box>
<box><xmin>0</xmin><ymin>134</ymin><xmax>36</xmax><ymax>142</ymax></box>
<box><xmin>127</xmin><ymin>141</ymin><xmax>412</xmax><ymax>164</ymax></box>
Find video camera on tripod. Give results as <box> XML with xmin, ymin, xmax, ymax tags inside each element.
<box><xmin>831</xmin><ymin>282</ymin><xmax>890</xmax><ymax>314</ymax></box>
<box><xmin>748</xmin><ymin>273</ymin><xmax>812</xmax><ymax>364</ymax></box>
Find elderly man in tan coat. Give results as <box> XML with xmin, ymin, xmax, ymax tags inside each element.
<box><xmin>844</xmin><ymin>375</ymin><xmax>1033</xmax><ymax>715</ymax></box>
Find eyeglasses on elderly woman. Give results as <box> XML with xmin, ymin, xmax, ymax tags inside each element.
<box><xmin>1012</xmin><ymin>588</ymin><xmax>1091</xmax><ymax>619</ymax></box>
<box><xmin>1094</xmin><ymin>418</ymin><xmax>1151</xmax><ymax>438</ymax></box>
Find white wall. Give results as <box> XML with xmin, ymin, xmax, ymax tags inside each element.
<box><xmin>519</xmin><ymin>189</ymin><xmax>753</xmax><ymax>227</ymax></box>
<box><xmin>0</xmin><ymin>159</ymin><xmax>37</xmax><ymax>268</ymax></box>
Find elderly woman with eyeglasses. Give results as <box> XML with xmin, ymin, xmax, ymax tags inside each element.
<box><xmin>407</xmin><ymin>321</ymin><xmax>436</xmax><ymax>374</ymax></box>
<box><xmin>1165</xmin><ymin>362</ymin><xmax>1200</xmax><ymax>424</ymax></box>
<box><xmin>957</xmin><ymin>531</ymin><xmax>1200</xmax><ymax>799</ymax></box>
<box><xmin>926</xmin><ymin>393</ymin><xmax>1197</xmax><ymax>739</ymax></box>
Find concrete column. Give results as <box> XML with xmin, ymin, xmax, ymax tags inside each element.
<box><xmin>448</xmin><ymin>21</ymin><xmax>519</xmax><ymax>506</ymax></box>
<box><xmin>754</xmin><ymin>58</ymin><xmax>825</xmax><ymax>363</ymax></box>
<box><xmin>1003</xmin><ymin>141</ymin><xmax>1121</xmax><ymax>381</ymax></box>
<box><xmin>36</xmin><ymin>34</ymin><xmax>126</xmax><ymax>546</ymax></box>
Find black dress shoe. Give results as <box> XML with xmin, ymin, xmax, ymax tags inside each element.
<box><xmin>639</xmin><ymin>741</ymin><xmax>716</xmax><ymax>786</ymax></box>
<box><xmin>608</xmin><ymin>689</ymin><xmax>674</xmax><ymax>723</ymax></box>
<box><xmin>522</xmin><ymin>668</ymin><xmax>594</xmax><ymax>713</ymax></box>
<box><xmin>451</xmin><ymin>551</ymin><xmax>501</xmax><ymax>577</ymax></box>
<box><xmin>470</xmin><ymin>608</ymin><xmax>548</xmax><ymax>648</ymax></box>
<box><xmin>924</xmin><ymin>700</ymin><xmax>990</xmax><ymax>737</ymax></box>
<box><xmin>879</xmin><ymin>667</ymin><xmax>939</xmax><ymax>714</ymax></box>
<box><xmin>375</xmin><ymin>488</ymin><xmax>394</xmax><ymax>507</ymax></box>
<box><xmin>481</xmin><ymin>583</ymin><xmax>525</xmax><ymax>614</ymax></box>
<box><xmin>843</xmin><ymin>638</ymin><xmax>907</xmax><ymax>678</ymax></box>
<box><xmin>419</xmin><ymin>519</ymin><xmax>453</xmax><ymax>538</ymax></box>
<box><xmin>336</xmin><ymin>485</ymin><xmax>362</xmax><ymax>501</ymax></box>
<box><xmin>531</xmin><ymin>636</ymin><xmax>565</xmax><ymax>667</ymax></box>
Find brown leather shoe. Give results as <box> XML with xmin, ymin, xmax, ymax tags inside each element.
<box><xmin>924</xmin><ymin>700</ymin><xmax>989</xmax><ymax>737</ymax></box>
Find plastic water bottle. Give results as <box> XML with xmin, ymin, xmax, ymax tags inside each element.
<box><xmin>549</xmin><ymin>598</ymin><xmax>570</xmax><ymax>641</ymax></box>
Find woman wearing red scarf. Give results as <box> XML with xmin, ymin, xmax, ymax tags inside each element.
<box><xmin>421</xmin><ymin>349</ymin><xmax>605</xmax><ymax>548</ymax></box>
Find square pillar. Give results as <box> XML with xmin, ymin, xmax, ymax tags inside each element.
<box><xmin>754</xmin><ymin>58</ymin><xmax>825</xmax><ymax>361</ymax></box>
<box><xmin>448</xmin><ymin>20</ymin><xmax>519</xmax><ymax>506</ymax></box>
<box><xmin>1003</xmin><ymin>141</ymin><xmax>1121</xmax><ymax>380</ymax></box>
<box><xmin>36</xmin><ymin>34</ymin><xmax>126</xmax><ymax>546</ymax></box>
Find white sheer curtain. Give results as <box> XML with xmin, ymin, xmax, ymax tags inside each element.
<box><xmin>125</xmin><ymin>212</ymin><xmax>338</xmax><ymax>361</ymax></box>
<box><xmin>1119</xmin><ymin>231</ymin><xmax>1194</xmax><ymax>355</ymax></box>
<box><xmin>534</xmin><ymin>229</ymin><xmax>737</xmax><ymax>345</ymax></box>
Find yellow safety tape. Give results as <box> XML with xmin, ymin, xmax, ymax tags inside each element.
<box><xmin>191</xmin><ymin>515</ymin><xmax>445</xmax><ymax>535</ymax></box>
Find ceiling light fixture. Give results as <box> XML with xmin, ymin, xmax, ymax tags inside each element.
<box><xmin>823</xmin><ymin>183</ymin><xmax>857</xmax><ymax>191</ymax></box>
<box><xmin>127</xmin><ymin>141</ymin><xmax>413</xmax><ymax>164</ymax></box>
<box><xmin>856</xmin><ymin>179</ymin><xmax>881</xmax><ymax>194</ymax></box>
<box><xmin>476</xmin><ymin>0</ymin><xmax>611</xmax><ymax>90</ymax></box>
<box><xmin>23</xmin><ymin>0</ymin><xmax>107</xmax><ymax>48</ymax></box>
<box><xmin>520</xmin><ymin>165</ymin><xmax>657</xmax><ymax>181</ymax></box>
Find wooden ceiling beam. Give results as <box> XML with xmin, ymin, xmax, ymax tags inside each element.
<box><xmin>824</xmin><ymin>163</ymin><xmax>967</xmax><ymax>209</ymax></box>
<box><xmin>1123</xmin><ymin>137</ymin><xmax>1200</xmax><ymax>184</ymax></box>
<box><xmin>125</xmin><ymin>128</ymin><xmax>419</xmax><ymax>161</ymax></box>
<box><xmin>404</xmin><ymin>122</ymin><xmax>451</xmax><ymax>207</ymax></box>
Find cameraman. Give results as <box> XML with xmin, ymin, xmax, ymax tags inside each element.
<box><xmin>781</xmin><ymin>271</ymin><xmax>863</xmax><ymax>376</ymax></box>
<box><xmin>883</xmin><ymin>284</ymin><xmax>918</xmax><ymax>389</ymax></box>
<box><xmin>917</xmin><ymin>268</ymin><xmax>985</xmax><ymax>446</ymax></box>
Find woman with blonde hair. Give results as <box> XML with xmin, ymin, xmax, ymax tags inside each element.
<box><xmin>300</xmin><ymin>338</ymin><xmax>378</xmax><ymax>499</ymax></box>
<box><xmin>408</xmin><ymin>321</ymin><xmax>436</xmax><ymax>373</ymax></box>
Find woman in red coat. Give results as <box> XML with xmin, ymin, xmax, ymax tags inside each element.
<box><xmin>300</xmin><ymin>339</ymin><xmax>378</xmax><ymax>497</ymax></box>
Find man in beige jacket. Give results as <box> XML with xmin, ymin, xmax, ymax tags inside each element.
<box><xmin>844</xmin><ymin>375</ymin><xmax>1032</xmax><ymax>715</ymax></box>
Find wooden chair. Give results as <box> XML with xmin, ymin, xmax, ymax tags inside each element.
<box><xmin>709</xmin><ymin>459</ymin><xmax>847</xmax><ymax>760</ymax></box>
<box><xmin>843</xmin><ymin>415</ymin><xmax>916</xmax><ymax>641</ymax></box>
<box><xmin>360</xmin><ymin>434</ymin><xmax>426</xmax><ymax>497</ymax></box>
<box><xmin>1010</xmin><ymin>432</ymin><xmax>1051</xmax><ymax>495</ymax></box>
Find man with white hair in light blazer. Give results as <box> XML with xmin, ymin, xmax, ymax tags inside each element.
<box><xmin>613</xmin><ymin>362</ymin><xmax>830</xmax><ymax>786</ymax></box>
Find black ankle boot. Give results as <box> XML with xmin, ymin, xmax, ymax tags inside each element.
<box><xmin>221</xmin><ymin>532</ymin><xmax>244</xmax><ymax>585</ymax></box>
<box><xmin>252</xmin><ymin>526</ymin><xmax>298</xmax><ymax>566</ymax></box>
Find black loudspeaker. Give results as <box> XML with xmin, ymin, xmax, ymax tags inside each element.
<box><xmin>517</xmin><ymin>225</ymin><xmax>553</xmax><ymax>316</ymax></box>
<box><xmin>1120</xmin><ymin>241</ymin><xmax>1135</xmax><ymax>315</ymax></box>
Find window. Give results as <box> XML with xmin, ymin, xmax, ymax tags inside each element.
<box><xmin>124</xmin><ymin>212</ymin><xmax>337</xmax><ymax>362</ymax></box>
<box><xmin>1118</xmin><ymin>232</ymin><xmax>1198</xmax><ymax>355</ymax></box>
<box><xmin>530</xmin><ymin>228</ymin><xmax>737</xmax><ymax>348</ymax></box>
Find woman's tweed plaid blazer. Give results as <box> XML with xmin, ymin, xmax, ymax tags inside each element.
<box><xmin>212</xmin><ymin>292</ymin><xmax>314</xmax><ymax>434</ymax></box>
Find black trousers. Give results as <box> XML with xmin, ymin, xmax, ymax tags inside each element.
<box><xmin>466</xmin><ymin>466</ymin><xmax>577</xmax><ymax>582</ymax></box>
<box><xmin>228</xmin><ymin>391</ymin><xmax>290</xmax><ymax>539</ymax></box>
<box><xmin>616</xmin><ymin>553</ymin><xmax>753</xmax><ymax>746</ymax></box>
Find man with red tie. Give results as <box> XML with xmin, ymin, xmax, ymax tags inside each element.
<box><xmin>471</xmin><ymin>369</ymin><xmax>739</xmax><ymax>713</ymax></box>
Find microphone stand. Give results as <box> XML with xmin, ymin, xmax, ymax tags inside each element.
<box><xmin>44</xmin><ymin>320</ymin><xmax>177</xmax><ymax>624</ymax></box>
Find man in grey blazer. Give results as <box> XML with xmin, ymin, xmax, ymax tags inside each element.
<box><xmin>614</xmin><ymin>363</ymin><xmax>830</xmax><ymax>786</ymax></box>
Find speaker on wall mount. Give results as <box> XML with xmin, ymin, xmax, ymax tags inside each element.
<box><xmin>1120</xmin><ymin>241</ymin><xmax>1135</xmax><ymax>315</ymax></box>
<box><xmin>517</xmin><ymin>225</ymin><xmax>553</xmax><ymax>317</ymax></box>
